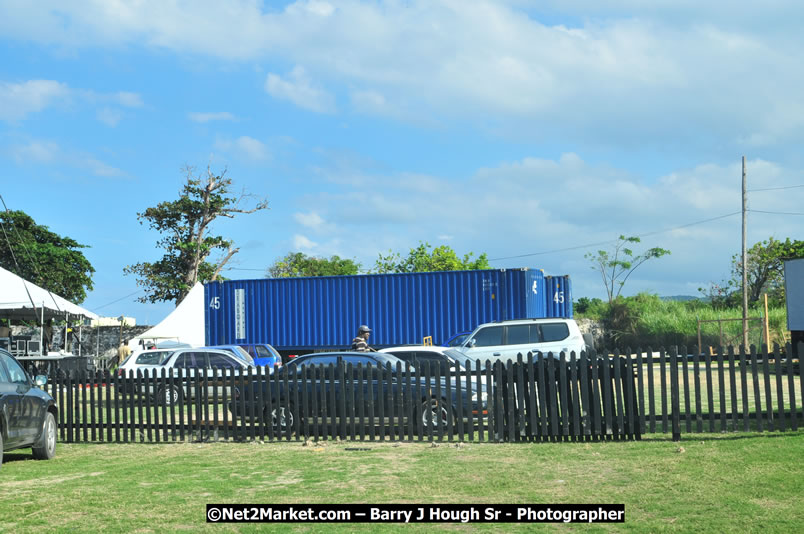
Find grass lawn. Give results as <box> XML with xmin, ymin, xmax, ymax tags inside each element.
<box><xmin>1</xmin><ymin>432</ymin><xmax>802</xmax><ymax>533</ymax></box>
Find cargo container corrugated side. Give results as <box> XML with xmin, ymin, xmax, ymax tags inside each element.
<box><xmin>545</xmin><ymin>275</ymin><xmax>573</xmax><ymax>319</ymax></box>
<box><xmin>205</xmin><ymin>268</ymin><xmax>571</xmax><ymax>351</ymax></box>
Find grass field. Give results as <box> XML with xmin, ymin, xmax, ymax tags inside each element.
<box><xmin>1</xmin><ymin>432</ymin><xmax>802</xmax><ymax>533</ymax></box>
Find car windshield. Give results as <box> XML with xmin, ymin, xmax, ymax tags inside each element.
<box><xmin>443</xmin><ymin>349</ymin><xmax>473</xmax><ymax>369</ymax></box>
<box><xmin>134</xmin><ymin>351</ymin><xmax>173</xmax><ymax>366</ymax></box>
<box><xmin>209</xmin><ymin>346</ymin><xmax>254</xmax><ymax>365</ymax></box>
<box><xmin>445</xmin><ymin>333</ymin><xmax>470</xmax><ymax>347</ymax></box>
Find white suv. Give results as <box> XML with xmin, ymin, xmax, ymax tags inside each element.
<box><xmin>455</xmin><ymin>318</ymin><xmax>588</xmax><ymax>364</ymax></box>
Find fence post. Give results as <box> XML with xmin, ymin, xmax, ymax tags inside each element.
<box><xmin>773</xmin><ymin>344</ymin><xmax>785</xmax><ymax>431</ymax></box>
<box><xmin>761</xmin><ymin>344</ymin><xmax>774</xmax><ymax>431</ymax></box>
<box><xmin>670</xmin><ymin>346</ymin><xmax>681</xmax><ymax>441</ymax></box>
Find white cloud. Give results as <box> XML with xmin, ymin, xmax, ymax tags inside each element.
<box><xmin>188</xmin><ymin>111</ymin><xmax>236</xmax><ymax>123</ymax></box>
<box><xmin>97</xmin><ymin>107</ymin><xmax>123</xmax><ymax>126</ymax></box>
<box><xmin>10</xmin><ymin>140</ymin><xmax>59</xmax><ymax>163</ymax></box>
<box><xmin>214</xmin><ymin>135</ymin><xmax>270</xmax><ymax>161</ymax></box>
<box><xmin>235</xmin><ymin>136</ymin><xmax>269</xmax><ymax>160</ymax></box>
<box><xmin>293</xmin><ymin>211</ymin><xmax>325</xmax><ymax>229</ymax></box>
<box><xmin>8</xmin><ymin>139</ymin><xmax>124</xmax><ymax>177</ymax></box>
<box><xmin>293</xmin><ymin>153</ymin><xmax>802</xmax><ymax>300</ymax></box>
<box><xmin>265</xmin><ymin>66</ymin><xmax>335</xmax><ymax>113</ymax></box>
<box><xmin>85</xmin><ymin>157</ymin><xmax>124</xmax><ymax>177</ymax></box>
<box><xmin>0</xmin><ymin>80</ymin><xmax>69</xmax><ymax>120</ymax></box>
<box><xmin>292</xmin><ymin>234</ymin><xmax>318</xmax><ymax>250</ymax></box>
<box><xmin>3</xmin><ymin>3</ymin><xmax>804</xmax><ymax>146</ymax></box>
<box><xmin>116</xmin><ymin>91</ymin><xmax>143</xmax><ymax>107</ymax></box>
<box><xmin>286</xmin><ymin>1</ymin><xmax>336</xmax><ymax>17</ymax></box>
<box><xmin>0</xmin><ymin>79</ymin><xmax>143</xmax><ymax>123</ymax></box>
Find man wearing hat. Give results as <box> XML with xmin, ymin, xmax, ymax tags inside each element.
<box><xmin>351</xmin><ymin>325</ymin><xmax>375</xmax><ymax>352</ymax></box>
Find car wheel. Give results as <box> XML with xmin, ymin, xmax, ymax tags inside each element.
<box><xmin>421</xmin><ymin>398</ymin><xmax>454</xmax><ymax>431</ymax></box>
<box><xmin>268</xmin><ymin>402</ymin><xmax>295</xmax><ymax>435</ymax></box>
<box><xmin>32</xmin><ymin>412</ymin><xmax>57</xmax><ymax>460</ymax></box>
<box><xmin>159</xmin><ymin>386</ymin><xmax>182</xmax><ymax>406</ymax></box>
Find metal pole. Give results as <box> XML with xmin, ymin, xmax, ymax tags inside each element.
<box><xmin>764</xmin><ymin>293</ymin><xmax>770</xmax><ymax>348</ymax></box>
<box><xmin>742</xmin><ymin>156</ymin><xmax>749</xmax><ymax>350</ymax></box>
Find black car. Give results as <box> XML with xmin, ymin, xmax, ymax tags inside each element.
<box><xmin>0</xmin><ymin>348</ymin><xmax>58</xmax><ymax>469</ymax></box>
<box><xmin>230</xmin><ymin>351</ymin><xmax>488</xmax><ymax>434</ymax></box>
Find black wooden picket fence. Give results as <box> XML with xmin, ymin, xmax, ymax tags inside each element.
<box><xmin>40</xmin><ymin>344</ymin><xmax>803</xmax><ymax>444</ymax></box>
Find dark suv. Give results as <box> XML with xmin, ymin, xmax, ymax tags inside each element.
<box><xmin>0</xmin><ymin>348</ymin><xmax>58</xmax><ymax>468</ymax></box>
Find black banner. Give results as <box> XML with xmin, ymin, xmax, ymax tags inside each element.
<box><xmin>206</xmin><ymin>504</ymin><xmax>625</xmax><ymax>523</ymax></box>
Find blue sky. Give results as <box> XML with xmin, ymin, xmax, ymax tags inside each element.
<box><xmin>1</xmin><ymin>1</ymin><xmax>802</xmax><ymax>325</ymax></box>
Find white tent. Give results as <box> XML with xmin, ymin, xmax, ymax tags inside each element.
<box><xmin>129</xmin><ymin>282</ymin><xmax>205</xmax><ymax>349</ymax></box>
<box><xmin>0</xmin><ymin>266</ymin><xmax>98</xmax><ymax>321</ymax></box>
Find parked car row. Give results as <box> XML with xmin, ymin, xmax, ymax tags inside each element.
<box><xmin>120</xmin><ymin>343</ymin><xmax>282</xmax><ymax>374</ymax></box>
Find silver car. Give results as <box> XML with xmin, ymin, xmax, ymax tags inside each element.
<box><xmin>137</xmin><ymin>348</ymin><xmax>255</xmax><ymax>405</ymax></box>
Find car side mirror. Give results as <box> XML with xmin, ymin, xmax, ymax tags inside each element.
<box><xmin>467</xmin><ymin>338</ymin><xmax>476</xmax><ymax>348</ymax></box>
<box><xmin>35</xmin><ymin>375</ymin><xmax>48</xmax><ymax>387</ymax></box>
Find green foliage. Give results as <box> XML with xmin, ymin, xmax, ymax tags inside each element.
<box><xmin>729</xmin><ymin>237</ymin><xmax>804</xmax><ymax>304</ymax></box>
<box><xmin>124</xmin><ymin>167</ymin><xmax>268</xmax><ymax>304</ymax></box>
<box><xmin>373</xmin><ymin>242</ymin><xmax>490</xmax><ymax>273</ymax></box>
<box><xmin>574</xmin><ymin>296</ymin><xmax>605</xmax><ymax>315</ymax></box>
<box><xmin>697</xmin><ymin>281</ymin><xmax>741</xmax><ymax>310</ymax></box>
<box><xmin>584</xmin><ymin>235</ymin><xmax>670</xmax><ymax>304</ymax></box>
<box><xmin>267</xmin><ymin>252</ymin><xmax>361</xmax><ymax>278</ymax></box>
<box><xmin>575</xmin><ymin>292</ymin><xmax>788</xmax><ymax>349</ymax></box>
<box><xmin>0</xmin><ymin>210</ymin><xmax>94</xmax><ymax>303</ymax></box>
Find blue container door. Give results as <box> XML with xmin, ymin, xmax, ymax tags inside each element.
<box><xmin>545</xmin><ymin>275</ymin><xmax>573</xmax><ymax>318</ymax></box>
<box><xmin>524</xmin><ymin>269</ymin><xmax>546</xmax><ymax>319</ymax></box>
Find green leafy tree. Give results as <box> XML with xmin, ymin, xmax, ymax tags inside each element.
<box><xmin>574</xmin><ymin>296</ymin><xmax>605</xmax><ymax>316</ymax></box>
<box><xmin>267</xmin><ymin>252</ymin><xmax>361</xmax><ymax>278</ymax></box>
<box><xmin>730</xmin><ymin>237</ymin><xmax>804</xmax><ymax>304</ymax></box>
<box><xmin>0</xmin><ymin>210</ymin><xmax>94</xmax><ymax>302</ymax></box>
<box><xmin>585</xmin><ymin>235</ymin><xmax>670</xmax><ymax>304</ymax></box>
<box><xmin>372</xmin><ymin>242</ymin><xmax>490</xmax><ymax>273</ymax></box>
<box><xmin>697</xmin><ymin>280</ymin><xmax>740</xmax><ymax>310</ymax></box>
<box><xmin>124</xmin><ymin>166</ymin><xmax>268</xmax><ymax>304</ymax></box>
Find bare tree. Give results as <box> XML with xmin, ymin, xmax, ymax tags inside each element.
<box><xmin>124</xmin><ymin>166</ymin><xmax>269</xmax><ymax>304</ymax></box>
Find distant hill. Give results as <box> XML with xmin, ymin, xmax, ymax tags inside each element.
<box><xmin>660</xmin><ymin>295</ymin><xmax>700</xmax><ymax>302</ymax></box>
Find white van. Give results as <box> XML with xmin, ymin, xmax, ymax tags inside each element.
<box><xmin>455</xmin><ymin>318</ymin><xmax>588</xmax><ymax>364</ymax></box>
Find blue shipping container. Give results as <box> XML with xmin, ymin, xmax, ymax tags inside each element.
<box><xmin>205</xmin><ymin>268</ymin><xmax>571</xmax><ymax>351</ymax></box>
<box><xmin>544</xmin><ymin>275</ymin><xmax>573</xmax><ymax>319</ymax></box>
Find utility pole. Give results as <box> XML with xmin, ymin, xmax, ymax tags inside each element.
<box><xmin>742</xmin><ymin>156</ymin><xmax>749</xmax><ymax>350</ymax></box>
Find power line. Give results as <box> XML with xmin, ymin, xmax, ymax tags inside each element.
<box><xmin>93</xmin><ymin>289</ymin><xmax>144</xmax><ymax>311</ymax></box>
<box><xmin>748</xmin><ymin>209</ymin><xmax>804</xmax><ymax>216</ymax></box>
<box><xmin>488</xmin><ymin>211</ymin><xmax>741</xmax><ymax>262</ymax></box>
<box><xmin>747</xmin><ymin>184</ymin><xmax>804</xmax><ymax>192</ymax></box>
<box><xmin>634</xmin><ymin>211</ymin><xmax>741</xmax><ymax>238</ymax></box>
